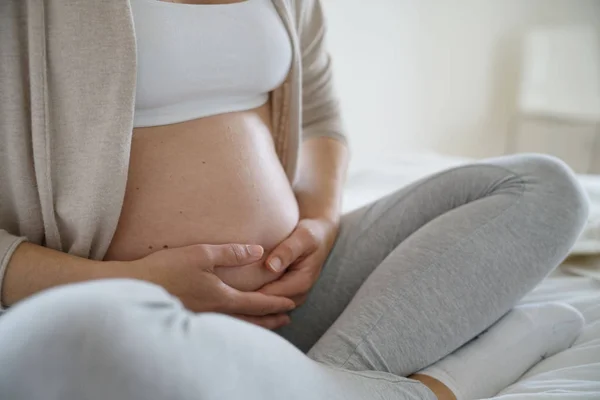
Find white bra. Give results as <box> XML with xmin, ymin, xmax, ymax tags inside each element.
<box><xmin>131</xmin><ymin>0</ymin><xmax>293</xmax><ymax>128</ymax></box>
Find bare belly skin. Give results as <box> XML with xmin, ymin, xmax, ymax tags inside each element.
<box><xmin>104</xmin><ymin>103</ymin><xmax>299</xmax><ymax>291</ymax></box>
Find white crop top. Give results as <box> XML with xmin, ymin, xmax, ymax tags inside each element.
<box><xmin>131</xmin><ymin>0</ymin><xmax>293</xmax><ymax>128</ymax></box>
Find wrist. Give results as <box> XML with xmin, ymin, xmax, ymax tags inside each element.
<box><xmin>318</xmin><ymin>211</ymin><xmax>341</xmax><ymax>229</ymax></box>
<box><xmin>296</xmin><ymin>193</ymin><xmax>341</xmax><ymax>222</ymax></box>
<box><xmin>1</xmin><ymin>243</ymin><xmax>127</xmax><ymax>307</ymax></box>
<box><xmin>91</xmin><ymin>259</ymin><xmax>140</xmax><ymax>281</ymax></box>
<box><xmin>299</xmin><ymin>203</ymin><xmax>340</xmax><ymax>225</ymax></box>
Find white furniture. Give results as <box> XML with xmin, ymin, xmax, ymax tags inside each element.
<box><xmin>507</xmin><ymin>26</ymin><xmax>600</xmax><ymax>174</ymax></box>
<box><xmin>509</xmin><ymin>116</ymin><xmax>600</xmax><ymax>174</ymax></box>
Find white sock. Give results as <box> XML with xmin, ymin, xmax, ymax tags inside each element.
<box><xmin>417</xmin><ymin>302</ymin><xmax>584</xmax><ymax>400</ymax></box>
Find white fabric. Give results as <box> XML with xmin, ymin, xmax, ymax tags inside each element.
<box><xmin>494</xmin><ymin>270</ymin><xmax>600</xmax><ymax>400</ymax></box>
<box><xmin>342</xmin><ymin>153</ymin><xmax>600</xmax><ymax>399</ymax></box>
<box><xmin>420</xmin><ymin>303</ymin><xmax>584</xmax><ymax>400</ymax></box>
<box><xmin>130</xmin><ymin>0</ymin><xmax>292</xmax><ymax>127</ymax></box>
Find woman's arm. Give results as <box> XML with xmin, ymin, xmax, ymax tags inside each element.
<box><xmin>260</xmin><ymin>137</ymin><xmax>347</xmax><ymax>304</ymax></box>
<box><xmin>257</xmin><ymin>1</ymin><xmax>349</xmax><ymax>300</ymax></box>
<box><xmin>292</xmin><ymin>0</ymin><xmax>348</xmax><ymax>219</ymax></box>
<box><xmin>2</xmin><ymin>242</ymin><xmax>295</xmax><ymax>329</ymax></box>
<box><xmin>1</xmin><ymin>242</ymin><xmax>117</xmax><ymax>307</ymax></box>
<box><xmin>294</xmin><ymin>137</ymin><xmax>349</xmax><ymax>223</ymax></box>
<box><xmin>296</xmin><ymin>0</ymin><xmax>346</xmax><ymax>145</ymax></box>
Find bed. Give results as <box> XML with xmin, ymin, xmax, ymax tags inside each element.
<box><xmin>342</xmin><ymin>153</ymin><xmax>600</xmax><ymax>399</ymax></box>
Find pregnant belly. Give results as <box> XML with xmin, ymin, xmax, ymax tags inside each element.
<box><xmin>104</xmin><ymin>104</ymin><xmax>299</xmax><ymax>291</ymax></box>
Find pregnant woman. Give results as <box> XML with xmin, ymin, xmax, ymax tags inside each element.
<box><xmin>0</xmin><ymin>1</ymin><xmax>589</xmax><ymax>399</ymax></box>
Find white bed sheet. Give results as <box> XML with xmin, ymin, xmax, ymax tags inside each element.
<box><xmin>493</xmin><ymin>270</ymin><xmax>600</xmax><ymax>399</ymax></box>
<box><xmin>342</xmin><ymin>153</ymin><xmax>600</xmax><ymax>399</ymax></box>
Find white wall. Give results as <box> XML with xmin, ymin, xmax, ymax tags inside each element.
<box><xmin>322</xmin><ymin>0</ymin><xmax>600</xmax><ymax>172</ymax></box>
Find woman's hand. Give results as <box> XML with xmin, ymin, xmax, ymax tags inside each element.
<box><xmin>259</xmin><ymin>218</ymin><xmax>339</xmax><ymax>306</ymax></box>
<box><xmin>124</xmin><ymin>243</ymin><xmax>296</xmax><ymax>330</ymax></box>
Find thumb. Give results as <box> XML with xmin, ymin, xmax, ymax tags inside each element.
<box><xmin>266</xmin><ymin>227</ymin><xmax>315</xmax><ymax>273</ymax></box>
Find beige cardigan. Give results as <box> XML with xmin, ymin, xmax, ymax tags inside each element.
<box><xmin>0</xmin><ymin>0</ymin><xmax>346</xmax><ymax>297</ymax></box>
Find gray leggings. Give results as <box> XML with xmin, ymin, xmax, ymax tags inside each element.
<box><xmin>0</xmin><ymin>154</ymin><xmax>589</xmax><ymax>400</ymax></box>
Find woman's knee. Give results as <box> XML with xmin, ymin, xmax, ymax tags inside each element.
<box><xmin>0</xmin><ymin>280</ymin><xmax>181</xmax><ymax>400</ymax></box>
<box><xmin>0</xmin><ymin>280</ymin><xmax>152</xmax><ymax>360</ymax></box>
<box><xmin>502</xmin><ymin>153</ymin><xmax>589</xmax><ymax>231</ymax></box>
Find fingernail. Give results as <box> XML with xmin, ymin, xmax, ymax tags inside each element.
<box><xmin>268</xmin><ymin>257</ymin><xmax>283</xmax><ymax>272</ymax></box>
<box><xmin>246</xmin><ymin>245</ymin><xmax>264</xmax><ymax>258</ymax></box>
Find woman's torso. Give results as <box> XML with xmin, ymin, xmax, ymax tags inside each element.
<box><xmin>104</xmin><ymin>0</ymin><xmax>299</xmax><ymax>290</ymax></box>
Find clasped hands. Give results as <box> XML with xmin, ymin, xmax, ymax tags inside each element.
<box><xmin>128</xmin><ymin>217</ymin><xmax>338</xmax><ymax>330</ymax></box>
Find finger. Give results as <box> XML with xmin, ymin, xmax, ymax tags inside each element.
<box><xmin>266</xmin><ymin>228</ymin><xmax>316</xmax><ymax>273</ymax></box>
<box><xmin>290</xmin><ymin>294</ymin><xmax>308</xmax><ymax>307</ymax></box>
<box><xmin>232</xmin><ymin>314</ymin><xmax>291</xmax><ymax>330</ymax></box>
<box><xmin>200</xmin><ymin>244</ymin><xmax>264</xmax><ymax>269</ymax></box>
<box><xmin>221</xmin><ymin>289</ymin><xmax>296</xmax><ymax>316</ymax></box>
<box><xmin>258</xmin><ymin>270</ymin><xmax>314</xmax><ymax>299</ymax></box>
